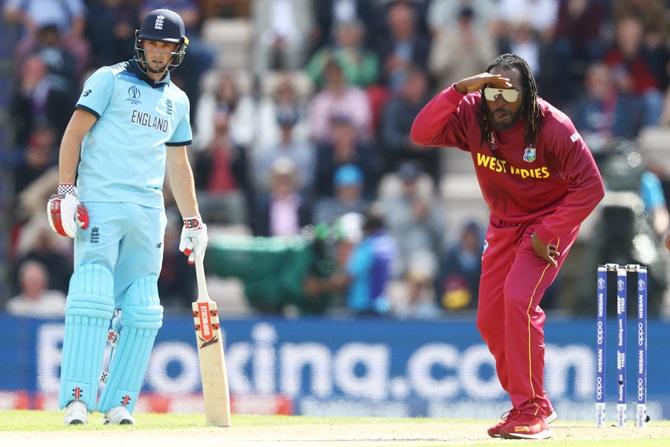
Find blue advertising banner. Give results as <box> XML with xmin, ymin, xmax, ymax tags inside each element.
<box><xmin>0</xmin><ymin>314</ymin><xmax>667</xmax><ymax>420</ymax></box>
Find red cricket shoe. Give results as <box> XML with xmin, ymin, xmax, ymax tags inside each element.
<box><xmin>488</xmin><ymin>408</ymin><xmax>557</xmax><ymax>438</ymax></box>
<box><xmin>487</xmin><ymin>409</ymin><xmax>519</xmax><ymax>438</ymax></box>
<box><xmin>499</xmin><ymin>412</ymin><xmax>552</xmax><ymax>440</ymax></box>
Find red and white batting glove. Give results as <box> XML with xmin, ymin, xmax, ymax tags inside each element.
<box><xmin>179</xmin><ymin>216</ymin><xmax>208</xmax><ymax>264</ymax></box>
<box><xmin>47</xmin><ymin>184</ymin><xmax>89</xmax><ymax>238</ymax></box>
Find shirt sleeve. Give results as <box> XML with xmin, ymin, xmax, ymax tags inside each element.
<box><xmin>410</xmin><ymin>85</ymin><xmax>471</xmax><ymax>150</ymax></box>
<box><xmin>167</xmin><ymin>99</ymin><xmax>192</xmax><ymax>146</ymax></box>
<box><xmin>75</xmin><ymin>67</ymin><xmax>114</xmax><ymax>118</ymax></box>
<box><xmin>534</xmin><ymin>126</ymin><xmax>605</xmax><ymax>243</ymax></box>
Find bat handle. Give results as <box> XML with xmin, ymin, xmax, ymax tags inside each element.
<box><xmin>195</xmin><ymin>254</ymin><xmax>210</xmax><ymax>301</ymax></box>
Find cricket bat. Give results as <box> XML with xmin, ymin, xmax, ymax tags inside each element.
<box><xmin>192</xmin><ymin>255</ymin><xmax>232</xmax><ymax>427</ymax></box>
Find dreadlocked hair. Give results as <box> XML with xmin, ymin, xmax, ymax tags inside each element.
<box><xmin>478</xmin><ymin>53</ymin><xmax>542</xmax><ymax>148</ymax></box>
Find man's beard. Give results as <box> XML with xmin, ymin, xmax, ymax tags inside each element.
<box><xmin>490</xmin><ymin>108</ymin><xmax>520</xmax><ymax>131</ymax></box>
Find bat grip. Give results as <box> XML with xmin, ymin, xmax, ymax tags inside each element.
<box><xmin>195</xmin><ymin>255</ymin><xmax>210</xmax><ymax>301</ymax></box>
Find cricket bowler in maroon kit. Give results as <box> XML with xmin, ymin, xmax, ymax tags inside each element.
<box><xmin>411</xmin><ymin>54</ymin><xmax>605</xmax><ymax>440</ymax></box>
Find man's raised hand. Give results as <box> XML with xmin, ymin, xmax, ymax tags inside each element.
<box><xmin>454</xmin><ymin>73</ymin><xmax>513</xmax><ymax>94</ymax></box>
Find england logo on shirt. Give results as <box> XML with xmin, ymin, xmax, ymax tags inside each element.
<box><xmin>523</xmin><ymin>146</ymin><xmax>536</xmax><ymax>163</ymax></box>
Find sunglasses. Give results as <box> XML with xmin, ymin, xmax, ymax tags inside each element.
<box><xmin>483</xmin><ymin>87</ymin><xmax>521</xmax><ymax>103</ymax></box>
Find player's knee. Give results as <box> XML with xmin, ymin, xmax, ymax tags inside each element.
<box><xmin>476</xmin><ymin>312</ymin><xmax>498</xmax><ymax>339</ymax></box>
<box><xmin>121</xmin><ymin>274</ymin><xmax>163</xmax><ymax>329</ymax></box>
<box><xmin>502</xmin><ymin>279</ymin><xmax>529</xmax><ymax>310</ymax></box>
<box><xmin>66</xmin><ymin>264</ymin><xmax>115</xmax><ymax>319</ymax></box>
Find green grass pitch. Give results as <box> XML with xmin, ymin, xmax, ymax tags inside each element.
<box><xmin>0</xmin><ymin>411</ymin><xmax>668</xmax><ymax>446</ymax></box>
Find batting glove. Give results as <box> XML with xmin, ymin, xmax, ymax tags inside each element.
<box><xmin>47</xmin><ymin>184</ymin><xmax>89</xmax><ymax>238</ymax></box>
<box><xmin>179</xmin><ymin>216</ymin><xmax>208</xmax><ymax>264</ymax></box>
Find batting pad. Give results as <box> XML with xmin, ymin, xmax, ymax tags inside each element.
<box><xmin>98</xmin><ymin>275</ymin><xmax>163</xmax><ymax>413</ymax></box>
<box><xmin>59</xmin><ymin>264</ymin><xmax>115</xmax><ymax>409</ymax></box>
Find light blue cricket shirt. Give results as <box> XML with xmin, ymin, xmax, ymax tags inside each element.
<box><xmin>75</xmin><ymin>59</ymin><xmax>192</xmax><ymax>209</ymax></box>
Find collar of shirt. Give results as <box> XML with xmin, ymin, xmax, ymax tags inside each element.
<box><xmin>128</xmin><ymin>59</ymin><xmax>171</xmax><ymax>89</ymax></box>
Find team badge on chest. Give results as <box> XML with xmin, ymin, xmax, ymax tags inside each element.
<box><xmin>523</xmin><ymin>146</ymin><xmax>536</xmax><ymax>163</ymax></box>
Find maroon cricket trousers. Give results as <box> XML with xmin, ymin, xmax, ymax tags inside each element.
<box><xmin>476</xmin><ymin>217</ymin><xmax>580</xmax><ymax>416</ymax></box>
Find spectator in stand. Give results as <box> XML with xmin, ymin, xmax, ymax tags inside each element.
<box><xmin>501</xmin><ymin>20</ymin><xmax>541</xmax><ymax>76</ymax></box>
<box><xmin>570</xmin><ymin>63</ymin><xmax>615</xmax><ymax>153</ymax></box>
<box><xmin>392</xmin><ymin>249</ymin><xmax>441</xmax><ymax>319</ymax></box>
<box><xmin>255</xmin><ymin>73</ymin><xmax>310</xmax><ymax>152</ymax></box>
<box><xmin>427</xmin><ymin>0</ymin><xmax>497</xmax><ymax>36</ymax></box>
<box><xmin>308</xmin><ymin>57</ymin><xmax>371</xmax><ymax>143</ymax></box>
<box><xmin>376</xmin><ymin>1</ymin><xmax>430</xmax><ymax>92</ymax></box>
<box><xmin>613</xmin><ymin>0</ymin><xmax>668</xmax><ymax>34</ymax></box>
<box><xmin>640</xmin><ymin>170</ymin><xmax>670</xmax><ymax>242</ymax></box>
<box><xmin>194</xmin><ymin>108</ymin><xmax>249</xmax><ymax>225</ymax></box>
<box><xmin>494</xmin><ymin>0</ymin><xmax>558</xmax><ymax>42</ymax></box>
<box><xmin>381</xmin><ymin>67</ymin><xmax>438</xmax><ymax>181</ymax></box>
<box><xmin>429</xmin><ymin>6</ymin><xmax>496</xmax><ymax>91</ymax></box>
<box><xmin>344</xmin><ymin>206</ymin><xmax>397</xmax><ymax>316</ymax></box>
<box><xmin>86</xmin><ymin>0</ymin><xmax>139</xmax><ymax>68</ymax></box>
<box><xmin>252</xmin><ymin>0</ymin><xmax>314</xmax><ymax>74</ymax></box>
<box><xmin>380</xmin><ymin>162</ymin><xmax>445</xmax><ymax>277</ymax></box>
<box><xmin>313</xmin><ymin>164</ymin><xmax>369</xmax><ymax>225</ymax></box>
<box><xmin>252</xmin><ymin>106</ymin><xmax>314</xmax><ymax>196</ymax></box>
<box><xmin>195</xmin><ymin>71</ymin><xmax>256</xmax><ymax>150</ymax></box>
<box><xmin>252</xmin><ymin>157</ymin><xmax>312</xmax><ymax>237</ymax></box>
<box><xmin>14</xmin><ymin>223</ymin><xmax>72</xmax><ymax>295</ymax></box>
<box><xmin>14</xmin><ymin>126</ymin><xmax>57</xmax><ymax>194</ymax></box>
<box><xmin>436</xmin><ymin>220</ymin><xmax>484</xmax><ymax>311</ymax></box>
<box><xmin>6</xmin><ymin>261</ymin><xmax>66</xmax><ymax>318</ymax></box>
<box><xmin>311</xmin><ymin>0</ymin><xmax>379</xmax><ymax>54</ymax></box>
<box><xmin>315</xmin><ymin>114</ymin><xmax>378</xmax><ymax>199</ymax></box>
<box><xmin>604</xmin><ymin>16</ymin><xmax>664</xmax><ymax>129</ymax></box>
<box><xmin>140</xmin><ymin>0</ymin><xmax>215</xmax><ymax>103</ymax></box>
<box><xmin>613</xmin><ymin>0</ymin><xmax>669</xmax><ymax>86</ymax></box>
<box><xmin>306</xmin><ymin>19</ymin><xmax>379</xmax><ymax>89</ymax></box>
<box><xmin>10</xmin><ymin>55</ymin><xmax>74</xmax><ymax>146</ymax></box>
<box><xmin>570</xmin><ymin>62</ymin><xmax>648</xmax><ymax>153</ymax></box>
<box><xmin>543</xmin><ymin>0</ymin><xmax>607</xmax><ymax>105</ymax></box>
<box><xmin>27</xmin><ymin>24</ymin><xmax>77</xmax><ymax>85</ymax></box>
<box><xmin>4</xmin><ymin>0</ymin><xmax>90</xmax><ymax>78</ymax></box>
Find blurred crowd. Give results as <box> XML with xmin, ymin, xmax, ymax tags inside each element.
<box><xmin>2</xmin><ymin>0</ymin><xmax>670</xmax><ymax>319</ymax></box>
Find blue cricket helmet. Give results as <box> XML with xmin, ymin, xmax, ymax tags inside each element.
<box><xmin>134</xmin><ymin>9</ymin><xmax>189</xmax><ymax>73</ymax></box>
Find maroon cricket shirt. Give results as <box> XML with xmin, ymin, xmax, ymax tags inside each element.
<box><xmin>410</xmin><ymin>86</ymin><xmax>604</xmax><ymax>243</ymax></box>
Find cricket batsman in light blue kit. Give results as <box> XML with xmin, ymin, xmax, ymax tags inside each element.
<box><xmin>46</xmin><ymin>9</ymin><xmax>207</xmax><ymax>425</ymax></box>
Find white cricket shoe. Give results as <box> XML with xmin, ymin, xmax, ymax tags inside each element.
<box><xmin>546</xmin><ymin>410</ymin><xmax>558</xmax><ymax>424</ymax></box>
<box><xmin>64</xmin><ymin>400</ymin><xmax>88</xmax><ymax>425</ymax></box>
<box><xmin>103</xmin><ymin>406</ymin><xmax>136</xmax><ymax>425</ymax></box>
